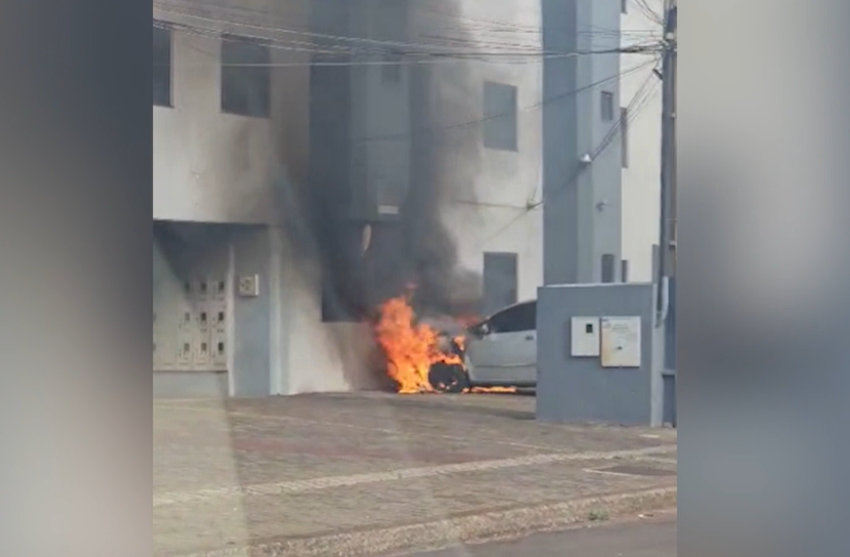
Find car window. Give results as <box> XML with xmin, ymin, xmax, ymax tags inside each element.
<box><xmin>488</xmin><ymin>301</ymin><xmax>536</xmax><ymax>333</ymax></box>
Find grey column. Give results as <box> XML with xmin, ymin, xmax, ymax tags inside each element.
<box><xmin>542</xmin><ymin>0</ymin><xmax>622</xmax><ymax>285</ymax></box>
<box><xmin>541</xmin><ymin>0</ymin><xmax>581</xmax><ymax>285</ymax></box>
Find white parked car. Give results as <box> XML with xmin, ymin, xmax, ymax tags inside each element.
<box><xmin>427</xmin><ymin>300</ymin><xmax>537</xmax><ymax>392</ymax></box>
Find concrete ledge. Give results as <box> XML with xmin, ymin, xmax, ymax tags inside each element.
<box><xmin>173</xmin><ymin>486</ymin><xmax>677</xmax><ymax>557</ymax></box>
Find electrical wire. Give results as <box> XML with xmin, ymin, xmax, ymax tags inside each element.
<box><xmin>355</xmin><ymin>56</ymin><xmax>657</xmax><ymax>144</ymax></box>
<box><xmin>155</xmin><ymin>18</ymin><xmax>662</xmax><ymax>69</ymax></box>
<box><xmin>155</xmin><ymin>18</ymin><xmax>662</xmax><ymax>76</ymax></box>
<box><xmin>153</xmin><ymin>17</ymin><xmax>658</xmax><ymax>147</ymax></box>
<box><xmin>152</xmin><ymin>2</ymin><xmax>663</xmax><ymax>235</ymax></box>
<box><xmin>155</xmin><ymin>22</ymin><xmax>656</xmax><ymax>149</ymax></box>
<box><xmin>470</xmin><ymin>60</ymin><xmax>661</xmax><ymax>249</ymax></box>
<box><xmin>157</xmin><ymin>0</ymin><xmax>662</xmax><ymax>49</ymax></box>
<box><xmin>631</xmin><ymin>0</ymin><xmax>665</xmax><ymax>25</ymax></box>
<box><xmin>154</xmin><ymin>1</ymin><xmax>663</xmax><ymax>61</ymax></box>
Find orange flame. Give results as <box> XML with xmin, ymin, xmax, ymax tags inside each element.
<box><xmin>374</xmin><ymin>296</ymin><xmax>464</xmax><ymax>394</ymax></box>
<box><xmin>470</xmin><ymin>386</ymin><xmax>517</xmax><ymax>394</ymax></box>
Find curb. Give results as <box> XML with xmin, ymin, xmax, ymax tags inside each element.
<box><xmin>173</xmin><ymin>486</ymin><xmax>676</xmax><ymax>557</ymax></box>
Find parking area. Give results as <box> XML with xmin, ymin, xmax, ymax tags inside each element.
<box><xmin>154</xmin><ymin>393</ymin><xmax>677</xmax><ymax>556</ymax></box>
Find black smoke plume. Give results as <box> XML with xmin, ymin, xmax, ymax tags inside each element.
<box><xmin>277</xmin><ymin>0</ymin><xmax>483</xmax><ymax>328</ymax></box>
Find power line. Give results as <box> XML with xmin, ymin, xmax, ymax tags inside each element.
<box><xmin>153</xmin><ymin>3</ymin><xmax>663</xmax><ymax>61</ymax></box>
<box><xmin>471</xmin><ymin>61</ymin><xmax>661</xmax><ymax>249</ymax></box>
<box><xmin>353</xmin><ymin>57</ymin><xmax>658</xmax><ymax>143</ymax></box>
<box><xmin>154</xmin><ymin>17</ymin><xmax>657</xmax><ymax>146</ymax></box>
<box><xmin>157</xmin><ymin>0</ymin><xmax>661</xmax><ymax>46</ymax></box>
<box><xmin>536</xmin><ymin>65</ymin><xmax>659</xmax><ymax>211</ymax></box>
<box><xmin>152</xmin><ymin>2</ymin><xmax>664</xmax><ymax>245</ymax></box>
<box><xmin>631</xmin><ymin>0</ymin><xmax>664</xmax><ymax>25</ymax></box>
<box><xmin>156</xmin><ymin>18</ymin><xmax>661</xmax><ymax>70</ymax></box>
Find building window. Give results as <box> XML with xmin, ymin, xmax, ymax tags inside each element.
<box><xmin>483</xmin><ymin>252</ymin><xmax>518</xmax><ymax>314</ymax></box>
<box><xmin>600</xmin><ymin>91</ymin><xmax>614</xmax><ymax>121</ymax></box>
<box><xmin>153</xmin><ymin>23</ymin><xmax>172</xmax><ymax>107</ymax></box>
<box><xmin>601</xmin><ymin>253</ymin><xmax>616</xmax><ymax>283</ymax></box>
<box><xmin>621</xmin><ymin>106</ymin><xmax>629</xmax><ymax>168</ymax></box>
<box><xmin>221</xmin><ymin>35</ymin><xmax>271</xmax><ymax>118</ymax></box>
<box><xmin>483</xmin><ymin>81</ymin><xmax>518</xmax><ymax>152</ymax></box>
<box><xmin>621</xmin><ymin>0</ymin><xmax>628</xmax><ymax>14</ymax></box>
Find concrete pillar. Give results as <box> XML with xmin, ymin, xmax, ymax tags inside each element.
<box><xmin>541</xmin><ymin>0</ymin><xmax>622</xmax><ymax>284</ymax></box>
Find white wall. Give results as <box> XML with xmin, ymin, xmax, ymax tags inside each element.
<box><xmin>412</xmin><ymin>0</ymin><xmax>544</xmax><ymax>303</ymax></box>
<box><xmin>620</xmin><ymin>0</ymin><xmax>664</xmax><ymax>281</ymax></box>
<box><xmin>153</xmin><ymin>0</ymin><xmax>546</xmax><ymax>395</ymax></box>
<box><xmin>283</xmin><ymin>0</ymin><xmax>546</xmax><ymax>394</ymax></box>
<box><xmin>270</xmin><ymin>227</ymin><xmax>379</xmax><ymax>395</ymax></box>
<box><xmin>153</xmin><ymin>1</ymin><xmax>310</xmax><ymax>224</ymax></box>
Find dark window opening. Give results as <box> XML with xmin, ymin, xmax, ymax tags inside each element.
<box><xmin>601</xmin><ymin>253</ymin><xmax>616</xmax><ymax>283</ymax></box>
<box><xmin>221</xmin><ymin>35</ymin><xmax>271</xmax><ymax>118</ymax></box>
<box><xmin>153</xmin><ymin>23</ymin><xmax>172</xmax><ymax>107</ymax></box>
<box><xmin>601</xmin><ymin>91</ymin><xmax>614</xmax><ymax>121</ymax></box>
<box><xmin>483</xmin><ymin>252</ymin><xmax>518</xmax><ymax>315</ymax></box>
<box><xmin>621</xmin><ymin>107</ymin><xmax>629</xmax><ymax>168</ymax></box>
<box><xmin>483</xmin><ymin>81</ymin><xmax>518</xmax><ymax>151</ymax></box>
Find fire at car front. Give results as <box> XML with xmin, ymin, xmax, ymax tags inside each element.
<box><xmin>372</xmin><ymin>295</ymin><xmax>473</xmax><ymax>393</ymax></box>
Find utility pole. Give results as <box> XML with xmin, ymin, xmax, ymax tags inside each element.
<box><xmin>656</xmin><ymin>0</ymin><xmax>677</xmax><ymax>324</ymax></box>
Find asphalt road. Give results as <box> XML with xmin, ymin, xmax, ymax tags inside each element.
<box><xmin>406</xmin><ymin>513</ymin><xmax>676</xmax><ymax>557</ymax></box>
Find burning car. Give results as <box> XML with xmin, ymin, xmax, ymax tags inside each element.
<box><xmin>375</xmin><ymin>295</ymin><xmax>537</xmax><ymax>394</ymax></box>
<box><xmin>425</xmin><ymin>300</ymin><xmax>538</xmax><ymax>392</ymax></box>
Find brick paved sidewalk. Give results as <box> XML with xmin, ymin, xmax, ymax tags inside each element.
<box><xmin>154</xmin><ymin>393</ymin><xmax>677</xmax><ymax>557</ymax></box>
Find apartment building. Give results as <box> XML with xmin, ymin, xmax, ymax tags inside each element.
<box><xmin>152</xmin><ymin>0</ymin><xmax>544</xmax><ymax>397</ymax></box>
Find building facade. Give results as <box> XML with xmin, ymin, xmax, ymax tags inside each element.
<box><xmin>152</xmin><ymin>0</ymin><xmax>544</xmax><ymax>397</ymax></box>
<box><xmin>619</xmin><ymin>0</ymin><xmax>664</xmax><ymax>282</ymax></box>
<box><xmin>152</xmin><ymin>0</ymin><xmax>664</xmax><ymax>397</ymax></box>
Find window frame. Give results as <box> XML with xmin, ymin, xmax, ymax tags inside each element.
<box><xmin>220</xmin><ymin>34</ymin><xmax>272</xmax><ymax>119</ymax></box>
<box><xmin>483</xmin><ymin>251</ymin><xmax>519</xmax><ymax>314</ymax></box>
<box><xmin>620</xmin><ymin>106</ymin><xmax>629</xmax><ymax>167</ymax></box>
<box><xmin>482</xmin><ymin>81</ymin><xmax>519</xmax><ymax>152</ymax></box>
<box><xmin>153</xmin><ymin>22</ymin><xmax>173</xmax><ymax>108</ymax></box>
<box><xmin>600</xmin><ymin>91</ymin><xmax>614</xmax><ymax>121</ymax></box>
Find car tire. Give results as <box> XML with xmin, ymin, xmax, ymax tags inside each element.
<box><xmin>428</xmin><ymin>362</ymin><xmax>469</xmax><ymax>394</ymax></box>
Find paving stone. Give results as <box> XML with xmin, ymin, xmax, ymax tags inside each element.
<box><xmin>153</xmin><ymin>393</ymin><xmax>676</xmax><ymax>556</ymax></box>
